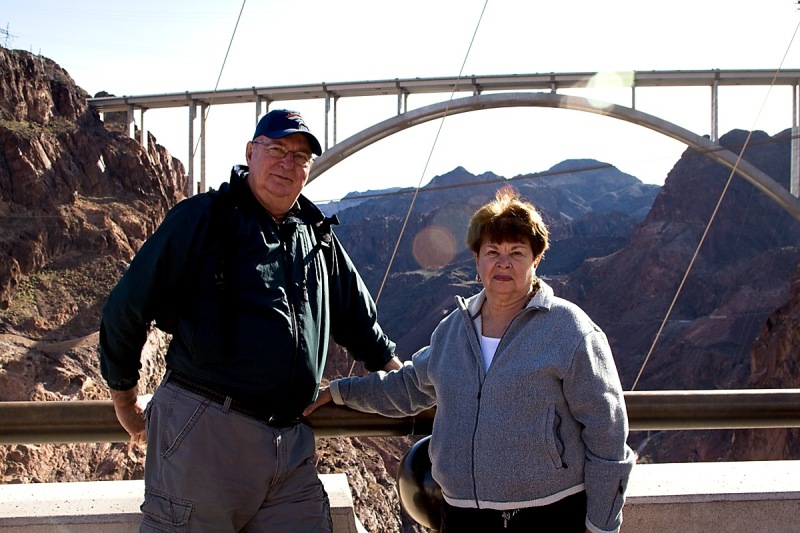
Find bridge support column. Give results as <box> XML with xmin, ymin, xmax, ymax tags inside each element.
<box><xmin>200</xmin><ymin>103</ymin><xmax>207</xmax><ymax>194</ymax></box>
<box><xmin>323</xmin><ymin>90</ymin><xmax>340</xmax><ymax>150</ymax></box>
<box><xmin>187</xmin><ymin>101</ymin><xmax>208</xmax><ymax>196</ymax></box>
<box><xmin>255</xmin><ymin>95</ymin><xmax>271</xmax><ymax>125</ymax></box>
<box><xmin>333</xmin><ymin>95</ymin><xmax>339</xmax><ymax>146</ymax></box>
<box><xmin>126</xmin><ymin>105</ymin><xmax>135</xmax><ymax>140</ymax></box>
<box><xmin>188</xmin><ymin>101</ymin><xmax>195</xmax><ymax>196</ymax></box>
<box><xmin>793</xmin><ymin>85</ymin><xmax>799</xmax><ymax>197</ymax></box>
<box><xmin>711</xmin><ymin>78</ymin><xmax>719</xmax><ymax>143</ymax></box>
<box><xmin>324</xmin><ymin>91</ymin><xmax>330</xmax><ymax>150</ymax></box>
<box><xmin>140</xmin><ymin>108</ymin><xmax>148</xmax><ymax>150</ymax></box>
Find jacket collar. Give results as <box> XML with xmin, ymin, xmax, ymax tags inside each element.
<box><xmin>462</xmin><ymin>278</ymin><xmax>555</xmax><ymax>318</ymax></box>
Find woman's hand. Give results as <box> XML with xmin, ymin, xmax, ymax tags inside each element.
<box><xmin>303</xmin><ymin>387</ymin><xmax>333</xmax><ymax>417</ymax></box>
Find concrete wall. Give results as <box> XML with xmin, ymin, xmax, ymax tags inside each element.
<box><xmin>622</xmin><ymin>460</ymin><xmax>800</xmax><ymax>532</ymax></box>
<box><xmin>1</xmin><ymin>461</ymin><xmax>799</xmax><ymax>532</ymax></box>
<box><xmin>0</xmin><ymin>473</ymin><xmax>364</xmax><ymax>533</ymax></box>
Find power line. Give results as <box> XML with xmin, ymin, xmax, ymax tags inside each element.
<box><xmin>1</xmin><ymin>23</ymin><xmax>17</xmax><ymax>47</ymax></box>
<box><xmin>188</xmin><ymin>0</ymin><xmax>247</xmax><ymax>191</ymax></box>
<box><xmin>373</xmin><ymin>0</ymin><xmax>489</xmax><ymax>307</ymax></box>
<box><xmin>346</xmin><ymin>0</ymin><xmax>490</xmax><ymax>377</ymax></box>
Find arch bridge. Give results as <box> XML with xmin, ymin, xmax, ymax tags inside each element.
<box><xmin>87</xmin><ymin>69</ymin><xmax>800</xmax><ymax>221</ymax></box>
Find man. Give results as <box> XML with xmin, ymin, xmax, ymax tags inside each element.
<box><xmin>99</xmin><ymin>109</ymin><xmax>402</xmax><ymax>532</ymax></box>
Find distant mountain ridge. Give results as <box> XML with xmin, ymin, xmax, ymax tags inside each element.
<box><xmin>318</xmin><ymin>187</ymin><xmax>402</xmax><ymax>217</ymax></box>
<box><xmin>324</xmin><ymin>162</ymin><xmax>658</xmax><ymax>357</ymax></box>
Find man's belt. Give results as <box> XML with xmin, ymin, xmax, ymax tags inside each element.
<box><xmin>164</xmin><ymin>371</ymin><xmax>300</xmax><ymax>428</ymax></box>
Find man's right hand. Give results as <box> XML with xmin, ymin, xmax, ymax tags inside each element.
<box><xmin>110</xmin><ymin>388</ymin><xmax>149</xmax><ymax>445</ymax></box>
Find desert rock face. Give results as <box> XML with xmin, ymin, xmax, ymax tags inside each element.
<box><xmin>1</xmin><ymin>45</ymin><xmax>800</xmax><ymax>532</ymax></box>
<box><xmin>727</xmin><ymin>264</ymin><xmax>800</xmax><ymax>461</ymax></box>
<box><xmin>0</xmin><ymin>47</ymin><xmax>186</xmax><ymax>319</ymax></box>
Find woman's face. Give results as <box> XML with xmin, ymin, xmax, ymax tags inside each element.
<box><xmin>475</xmin><ymin>239</ymin><xmax>538</xmax><ymax>302</ymax></box>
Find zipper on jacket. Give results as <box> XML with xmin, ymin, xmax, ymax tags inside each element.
<box><xmin>281</xmin><ymin>235</ymin><xmax>301</xmax><ymax>362</ymax></box>
<box><xmin>605</xmin><ymin>479</ymin><xmax>625</xmax><ymax>525</ymax></box>
<box><xmin>470</xmin><ymin>380</ymin><xmax>483</xmax><ymax>506</ymax></box>
<box><xmin>488</xmin><ymin>307</ymin><xmax>534</xmax><ymax>373</ymax></box>
<box><xmin>501</xmin><ymin>510</ymin><xmax>518</xmax><ymax>528</ymax></box>
<box><xmin>463</xmin><ymin>299</ymin><xmax>538</xmax><ymax>509</ymax></box>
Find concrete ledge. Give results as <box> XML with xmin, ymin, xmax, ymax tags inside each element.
<box><xmin>622</xmin><ymin>460</ymin><xmax>800</xmax><ymax>532</ymax></box>
<box><xmin>1</xmin><ymin>462</ymin><xmax>799</xmax><ymax>532</ymax></box>
<box><xmin>0</xmin><ymin>473</ymin><xmax>365</xmax><ymax>533</ymax></box>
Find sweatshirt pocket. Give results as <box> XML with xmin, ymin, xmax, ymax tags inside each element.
<box><xmin>544</xmin><ymin>405</ymin><xmax>566</xmax><ymax>469</ymax></box>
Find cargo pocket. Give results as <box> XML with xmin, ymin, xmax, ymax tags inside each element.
<box><xmin>140</xmin><ymin>489</ymin><xmax>193</xmax><ymax>533</ymax></box>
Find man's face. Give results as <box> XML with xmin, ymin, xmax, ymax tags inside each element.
<box><xmin>245</xmin><ymin>132</ymin><xmax>313</xmax><ymax>220</ymax></box>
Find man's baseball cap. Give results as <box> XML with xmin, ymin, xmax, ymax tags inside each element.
<box><xmin>252</xmin><ymin>109</ymin><xmax>322</xmax><ymax>156</ymax></box>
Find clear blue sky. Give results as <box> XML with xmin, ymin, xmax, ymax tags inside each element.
<box><xmin>4</xmin><ymin>0</ymin><xmax>800</xmax><ymax>202</ymax></box>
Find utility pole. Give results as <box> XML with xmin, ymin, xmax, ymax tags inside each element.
<box><xmin>1</xmin><ymin>24</ymin><xmax>16</xmax><ymax>48</ymax></box>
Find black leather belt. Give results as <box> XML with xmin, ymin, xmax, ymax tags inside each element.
<box><xmin>165</xmin><ymin>371</ymin><xmax>300</xmax><ymax>428</ymax></box>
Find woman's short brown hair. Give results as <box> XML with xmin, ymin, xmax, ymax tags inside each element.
<box><xmin>466</xmin><ymin>188</ymin><xmax>549</xmax><ymax>258</ymax></box>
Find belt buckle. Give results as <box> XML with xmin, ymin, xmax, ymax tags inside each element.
<box><xmin>267</xmin><ymin>414</ymin><xmax>297</xmax><ymax>428</ymax></box>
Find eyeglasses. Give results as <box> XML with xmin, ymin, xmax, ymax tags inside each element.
<box><xmin>251</xmin><ymin>140</ymin><xmax>314</xmax><ymax>167</ymax></box>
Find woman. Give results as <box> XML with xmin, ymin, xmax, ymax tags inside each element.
<box><xmin>305</xmin><ymin>189</ymin><xmax>635</xmax><ymax>532</ymax></box>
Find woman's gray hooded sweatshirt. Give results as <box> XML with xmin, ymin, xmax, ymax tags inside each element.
<box><xmin>330</xmin><ymin>280</ymin><xmax>635</xmax><ymax>533</ymax></box>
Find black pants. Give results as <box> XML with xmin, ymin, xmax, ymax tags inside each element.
<box><xmin>440</xmin><ymin>491</ymin><xmax>587</xmax><ymax>532</ymax></box>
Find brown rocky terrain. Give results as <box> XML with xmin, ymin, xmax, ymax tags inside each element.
<box><xmin>729</xmin><ymin>263</ymin><xmax>800</xmax><ymax>460</ymax></box>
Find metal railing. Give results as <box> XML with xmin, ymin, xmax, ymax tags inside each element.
<box><xmin>1</xmin><ymin>390</ymin><xmax>800</xmax><ymax>445</ymax></box>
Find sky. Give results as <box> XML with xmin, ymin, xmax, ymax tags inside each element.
<box><xmin>4</xmin><ymin>0</ymin><xmax>800</xmax><ymax>204</ymax></box>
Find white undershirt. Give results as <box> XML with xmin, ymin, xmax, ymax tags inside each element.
<box><xmin>480</xmin><ymin>335</ymin><xmax>501</xmax><ymax>370</ymax></box>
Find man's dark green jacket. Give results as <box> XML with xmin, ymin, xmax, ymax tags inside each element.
<box><xmin>99</xmin><ymin>166</ymin><xmax>395</xmax><ymax>418</ymax></box>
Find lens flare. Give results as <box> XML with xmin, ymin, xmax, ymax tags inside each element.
<box><xmin>586</xmin><ymin>71</ymin><xmax>635</xmax><ymax>110</ymax></box>
<box><xmin>412</xmin><ymin>226</ymin><xmax>457</xmax><ymax>269</ymax></box>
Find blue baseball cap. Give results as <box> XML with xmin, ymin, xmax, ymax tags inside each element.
<box><xmin>252</xmin><ymin>109</ymin><xmax>322</xmax><ymax>156</ymax></box>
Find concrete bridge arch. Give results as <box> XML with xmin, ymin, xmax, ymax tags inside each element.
<box><xmin>309</xmin><ymin>92</ymin><xmax>800</xmax><ymax>222</ymax></box>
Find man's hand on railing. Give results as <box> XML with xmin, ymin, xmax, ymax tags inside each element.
<box><xmin>303</xmin><ymin>387</ymin><xmax>333</xmax><ymax>417</ymax></box>
<box><xmin>110</xmin><ymin>388</ymin><xmax>149</xmax><ymax>445</ymax></box>
<box><xmin>383</xmin><ymin>356</ymin><xmax>403</xmax><ymax>372</ymax></box>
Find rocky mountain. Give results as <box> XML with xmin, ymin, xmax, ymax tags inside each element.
<box><xmin>2</xmin><ymin>45</ymin><xmax>800</xmax><ymax>531</ymax></box>
<box><xmin>729</xmin><ymin>263</ymin><xmax>800</xmax><ymax>461</ymax></box>
<box><xmin>564</xmin><ymin>129</ymin><xmax>800</xmax><ymax>390</ymax></box>
<box><xmin>563</xmin><ymin>129</ymin><xmax>800</xmax><ymax>462</ymax></box>
<box><xmin>330</xmin><ymin>164</ymin><xmax>656</xmax><ymax>358</ymax></box>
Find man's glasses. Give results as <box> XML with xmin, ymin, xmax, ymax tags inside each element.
<box><xmin>252</xmin><ymin>141</ymin><xmax>314</xmax><ymax>167</ymax></box>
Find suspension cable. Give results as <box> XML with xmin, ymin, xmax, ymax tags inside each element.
<box><xmin>631</xmin><ymin>17</ymin><xmax>800</xmax><ymax>391</ymax></box>
<box><xmin>373</xmin><ymin>0</ymin><xmax>489</xmax><ymax>308</ymax></box>
<box><xmin>346</xmin><ymin>1</ymin><xmax>490</xmax><ymax>376</ymax></box>
<box><xmin>188</xmin><ymin>0</ymin><xmax>248</xmax><ymax>185</ymax></box>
